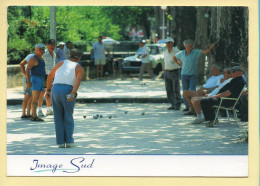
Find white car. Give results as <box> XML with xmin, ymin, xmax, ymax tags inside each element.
<box><xmin>122</xmin><ymin>44</ymin><xmax>165</xmax><ymax>75</ymax></box>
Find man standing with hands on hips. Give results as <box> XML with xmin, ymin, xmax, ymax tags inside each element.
<box><xmin>25</xmin><ymin>43</ymin><xmax>46</xmax><ymax>121</ymax></box>
<box><xmin>164</xmin><ymin>37</ymin><xmax>181</xmax><ymax>110</ymax></box>
<box><xmin>46</xmin><ymin>49</ymin><xmax>84</xmax><ymax>148</ymax></box>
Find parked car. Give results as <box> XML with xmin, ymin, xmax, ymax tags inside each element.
<box><xmin>122</xmin><ymin>44</ymin><xmax>165</xmax><ymax>76</ymax></box>
<box><xmin>102</xmin><ymin>37</ymin><xmax>120</xmax><ymax>44</ymax></box>
<box><xmin>157</xmin><ymin>39</ymin><xmax>166</xmax><ymax>44</ymax></box>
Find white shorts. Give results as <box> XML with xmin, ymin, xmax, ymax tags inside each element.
<box><xmin>95</xmin><ymin>58</ymin><xmax>106</xmax><ymax>65</ymax></box>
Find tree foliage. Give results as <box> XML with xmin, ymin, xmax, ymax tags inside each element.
<box><xmin>7</xmin><ymin>6</ymin><xmax>124</xmax><ymax>64</ymax></box>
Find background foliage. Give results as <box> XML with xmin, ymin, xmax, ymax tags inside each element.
<box><xmin>7</xmin><ymin>5</ymin><xmax>248</xmax><ymax>74</ymax></box>
<box><xmin>8</xmin><ymin>6</ymin><xmax>154</xmax><ymax>64</ymax></box>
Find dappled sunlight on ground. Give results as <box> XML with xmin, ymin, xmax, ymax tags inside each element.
<box><xmin>7</xmin><ymin>103</ymin><xmax>248</xmax><ymax>155</ymax></box>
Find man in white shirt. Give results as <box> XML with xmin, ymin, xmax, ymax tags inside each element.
<box><xmin>190</xmin><ymin>68</ymin><xmax>232</xmax><ymax>124</ymax></box>
<box><xmin>39</xmin><ymin>39</ymin><xmax>56</xmax><ymax>116</ymax></box>
<box><xmin>91</xmin><ymin>36</ymin><xmax>109</xmax><ymax>79</ymax></box>
<box><xmin>183</xmin><ymin>64</ymin><xmax>223</xmax><ymax>115</ymax></box>
<box><xmin>137</xmin><ymin>40</ymin><xmax>154</xmax><ymax>80</ymax></box>
<box><xmin>163</xmin><ymin>37</ymin><xmax>181</xmax><ymax>110</ymax></box>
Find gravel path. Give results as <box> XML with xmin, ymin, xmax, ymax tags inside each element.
<box><xmin>7</xmin><ymin>103</ymin><xmax>248</xmax><ymax>155</ymax></box>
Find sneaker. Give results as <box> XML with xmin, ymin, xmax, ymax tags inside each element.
<box><xmin>66</xmin><ymin>143</ymin><xmax>75</xmax><ymax>148</ymax></box>
<box><xmin>38</xmin><ymin>110</ymin><xmax>44</xmax><ymax>116</ymax></box>
<box><xmin>46</xmin><ymin>109</ymin><xmax>54</xmax><ymax>116</ymax></box>
<box><xmin>191</xmin><ymin>117</ymin><xmax>205</xmax><ymax>124</ymax></box>
<box><xmin>58</xmin><ymin>144</ymin><xmax>65</xmax><ymax>148</ymax></box>
<box><xmin>167</xmin><ymin>106</ymin><xmax>175</xmax><ymax>110</ymax></box>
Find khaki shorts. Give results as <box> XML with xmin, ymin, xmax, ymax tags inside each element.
<box><xmin>95</xmin><ymin>58</ymin><xmax>106</xmax><ymax>65</ymax></box>
<box><xmin>23</xmin><ymin>76</ymin><xmax>32</xmax><ymax>96</ymax></box>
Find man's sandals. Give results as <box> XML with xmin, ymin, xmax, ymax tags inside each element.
<box><xmin>30</xmin><ymin>116</ymin><xmax>44</xmax><ymax>122</ymax></box>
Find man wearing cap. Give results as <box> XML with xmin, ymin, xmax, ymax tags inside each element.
<box><xmin>200</xmin><ymin>66</ymin><xmax>246</xmax><ymax>127</ymax></box>
<box><xmin>137</xmin><ymin>40</ymin><xmax>154</xmax><ymax>80</ymax></box>
<box><xmin>64</xmin><ymin>41</ymin><xmax>73</xmax><ymax>59</ymax></box>
<box><xmin>56</xmin><ymin>42</ymin><xmax>66</xmax><ymax>62</ymax></box>
<box><xmin>164</xmin><ymin>37</ymin><xmax>181</xmax><ymax>110</ymax></box>
<box><xmin>173</xmin><ymin>39</ymin><xmax>215</xmax><ymax>112</ymax></box>
<box><xmin>25</xmin><ymin>44</ymin><xmax>46</xmax><ymax>121</ymax></box>
<box><xmin>91</xmin><ymin>36</ymin><xmax>109</xmax><ymax>80</ymax></box>
<box><xmin>36</xmin><ymin>39</ymin><xmax>56</xmax><ymax>117</ymax></box>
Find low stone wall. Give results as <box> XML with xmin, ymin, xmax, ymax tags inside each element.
<box><xmin>7</xmin><ymin>65</ymin><xmax>24</xmax><ymax>88</ymax></box>
<box><xmin>7</xmin><ymin>62</ymin><xmax>97</xmax><ymax>88</ymax></box>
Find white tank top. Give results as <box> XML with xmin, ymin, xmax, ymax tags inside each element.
<box><xmin>53</xmin><ymin>60</ymin><xmax>78</xmax><ymax>86</ymax></box>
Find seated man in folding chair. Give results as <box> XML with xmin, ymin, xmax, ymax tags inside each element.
<box><xmin>190</xmin><ymin>67</ymin><xmax>232</xmax><ymax>124</ymax></box>
<box><xmin>183</xmin><ymin>64</ymin><xmax>223</xmax><ymax>115</ymax></box>
<box><xmin>200</xmin><ymin>66</ymin><xmax>246</xmax><ymax>127</ymax></box>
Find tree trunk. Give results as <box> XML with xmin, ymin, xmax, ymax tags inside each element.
<box><xmin>167</xmin><ymin>6</ymin><xmax>197</xmax><ymax>49</ymax></box>
<box><xmin>195</xmin><ymin>7</ymin><xmax>210</xmax><ymax>83</ymax></box>
<box><xmin>207</xmin><ymin>7</ymin><xmax>218</xmax><ymax>76</ymax></box>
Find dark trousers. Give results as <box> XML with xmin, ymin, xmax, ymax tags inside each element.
<box><xmin>201</xmin><ymin>98</ymin><xmax>220</xmax><ymax>121</ymax></box>
<box><xmin>239</xmin><ymin>94</ymin><xmax>248</xmax><ymax>119</ymax></box>
<box><xmin>201</xmin><ymin>97</ymin><xmax>234</xmax><ymax>121</ymax></box>
<box><xmin>164</xmin><ymin>69</ymin><xmax>181</xmax><ymax>109</ymax></box>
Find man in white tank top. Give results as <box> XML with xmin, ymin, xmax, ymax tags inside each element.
<box><xmin>46</xmin><ymin>49</ymin><xmax>84</xmax><ymax>148</ymax></box>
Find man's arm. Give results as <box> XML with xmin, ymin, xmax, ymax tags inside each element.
<box><xmin>173</xmin><ymin>56</ymin><xmax>182</xmax><ymax>67</ymax></box>
<box><xmin>56</xmin><ymin>49</ymin><xmax>60</xmax><ymax>59</ymax></box>
<box><xmin>211</xmin><ymin>90</ymin><xmax>231</xmax><ymax>99</ymax></box>
<box><xmin>201</xmin><ymin>44</ymin><xmax>215</xmax><ymax>54</ymax></box>
<box><xmin>68</xmin><ymin>65</ymin><xmax>85</xmax><ymax>101</ymax></box>
<box><xmin>19</xmin><ymin>59</ymin><xmax>28</xmax><ymax>76</ymax></box>
<box><xmin>106</xmin><ymin>48</ymin><xmax>110</xmax><ymax>55</ymax></box>
<box><xmin>25</xmin><ymin>57</ymin><xmax>38</xmax><ymax>88</ymax></box>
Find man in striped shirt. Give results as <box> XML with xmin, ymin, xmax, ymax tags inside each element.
<box><xmin>38</xmin><ymin>39</ymin><xmax>56</xmax><ymax>116</ymax></box>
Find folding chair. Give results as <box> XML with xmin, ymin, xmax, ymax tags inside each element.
<box><xmin>212</xmin><ymin>85</ymin><xmax>247</xmax><ymax>125</ymax></box>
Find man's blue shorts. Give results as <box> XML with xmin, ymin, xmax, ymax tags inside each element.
<box><xmin>30</xmin><ymin>75</ymin><xmax>45</xmax><ymax>92</ymax></box>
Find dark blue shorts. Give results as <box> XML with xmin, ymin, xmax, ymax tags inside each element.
<box><xmin>30</xmin><ymin>76</ymin><xmax>45</xmax><ymax>92</ymax></box>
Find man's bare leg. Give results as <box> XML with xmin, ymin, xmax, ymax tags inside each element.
<box><xmin>31</xmin><ymin>90</ymin><xmax>41</xmax><ymax>118</ymax></box>
<box><xmin>183</xmin><ymin>90</ymin><xmax>196</xmax><ymax>112</ymax></box>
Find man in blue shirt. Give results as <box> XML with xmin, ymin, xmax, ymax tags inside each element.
<box><xmin>56</xmin><ymin>42</ymin><xmax>66</xmax><ymax>62</ymax></box>
<box><xmin>173</xmin><ymin>39</ymin><xmax>214</xmax><ymax>111</ymax></box>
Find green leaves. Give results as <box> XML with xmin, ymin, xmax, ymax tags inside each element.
<box><xmin>7</xmin><ymin>6</ymin><xmax>154</xmax><ymax>64</ymax></box>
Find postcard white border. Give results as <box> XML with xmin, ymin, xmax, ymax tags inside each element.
<box><xmin>7</xmin><ymin>155</ymin><xmax>248</xmax><ymax>177</ymax></box>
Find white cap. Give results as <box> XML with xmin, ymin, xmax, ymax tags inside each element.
<box><xmin>165</xmin><ymin>37</ymin><xmax>174</xmax><ymax>43</ymax></box>
<box><xmin>139</xmin><ymin>39</ymin><xmax>146</xmax><ymax>44</ymax></box>
<box><xmin>59</xmin><ymin>42</ymin><xmax>65</xmax><ymax>45</ymax></box>
<box><xmin>35</xmin><ymin>43</ymin><xmax>45</xmax><ymax>48</ymax></box>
